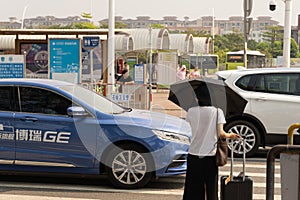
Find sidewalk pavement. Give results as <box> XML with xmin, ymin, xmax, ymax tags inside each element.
<box><xmin>0</xmin><ymin>194</ymin><xmax>92</xmax><ymax>200</ymax></box>
<box><xmin>151</xmin><ymin>89</ymin><xmax>186</xmax><ymax>119</ymax></box>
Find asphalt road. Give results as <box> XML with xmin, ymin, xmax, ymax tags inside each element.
<box><xmin>0</xmin><ymin>147</ymin><xmax>281</xmax><ymax>200</ymax></box>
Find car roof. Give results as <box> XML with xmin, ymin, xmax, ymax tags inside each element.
<box><xmin>216</xmin><ymin>68</ymin><xmax>300</xmax><ymax>79</ymax></box>
<box><xmin>0</xmin><ymin>78</ymin><xmax>73</xmax><ymax>87</ymax></box>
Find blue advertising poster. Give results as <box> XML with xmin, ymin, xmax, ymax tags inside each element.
<box><xmin>49</xmin><ymin>38</ymin><xmax>81</xmax><ymax>83</ymax></box>
<box><xmin>0</xmin><ymin>55</ymin><xmax>25</xmax><ymax>78</ymax></box>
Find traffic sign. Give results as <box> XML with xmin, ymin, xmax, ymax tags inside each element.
<box><xmin>83</xmin><ymin>36</ymin><xmax>100</xmax><ymax>48</ymax></box>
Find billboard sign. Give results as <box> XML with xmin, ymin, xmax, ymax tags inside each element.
<box><xmin>20</xmin><ymin>43</ymin><xmax>48</xmax><ymax>78</ymax></box>
<box><xmin>49</xmin><ymin>38</ymin><xmax>81</xmax><ymax>83</ymax></box>
<box><xmin>0</xmin><ymin>55</ymin><xmax>25</xmax><ymax>78</ymax></box>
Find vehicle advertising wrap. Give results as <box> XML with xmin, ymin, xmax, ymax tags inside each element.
<box><xmin>0</xmin><ymin>124</ymin><xmax>71</xmax><ymax>144</ymax></box>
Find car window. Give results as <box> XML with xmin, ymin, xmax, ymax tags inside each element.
<box><xmin>236</xmin><ymin>74</ymin><xmax>261</xmax><ymax>91</ymax></box>
<box><xmin>59</xmin><ymin>85</ymin><xmax>125</xmax><ymax>114</ymax></box>
<box><xmin>236</xmin><ymin>73</ymin><xmax>300</xmax><ymax>95</ymax></box>
<box><xmin>263</xmin><ymin>73</ymin><xmax>300</xmax><ymax>95</ymax></box>
<box><xmin>19</xmin><ymin>86</ymin><xmax>72</xmax><ymax>115</ymax></box>
<box><xmin>0</xmin><ymin>86</ymin><xmax>17</xmax><ymax>112</ymax></box>
<box><xmin>253</xmin><ymin>75</ymin><xmax>265</xmax><ymax>92</ymax></box>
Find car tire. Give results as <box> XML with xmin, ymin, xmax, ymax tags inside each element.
<box><xmin>105</xmin><ymin>143</ymin><xmax>153</xmax><ymax>189</ymax></box>
<box><xmin>225</xmin><ymin>120</ymin><xmax>261</xmax><ymax>157</ymax></box>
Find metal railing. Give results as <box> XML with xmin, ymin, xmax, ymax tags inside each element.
<box><xmin>266</xmin><ymin>123</ymin><xmax>300</xmax><ymax>200</ymax></box>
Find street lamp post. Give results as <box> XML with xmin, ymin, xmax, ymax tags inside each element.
<box><xmin>107</xmin><ymin>0</ymin><xmax>115</xmax><ymax>95</ymax></box>
<box><xmin>148</xmin><ymin>27</ymin><xmax>152</xmax><ymax>110</ymax></box>
<box><xmin>21</xmin><ymin>5</ymin><xmax>28</xmax><ymax>29</ymax></box>
<box><xmin>282</xmin><ymin>0</ymin><xmax>292</xmax><ymax>68</ymax></box>
<box><xmin>269</xmin><ymin>0</ymin><xmax>292</xmax><ymax>68</ymax></box>
<box><xmin>244</xmin><ymin>0</ymin><xmax>253</xmax><ymax>69</ymax></box>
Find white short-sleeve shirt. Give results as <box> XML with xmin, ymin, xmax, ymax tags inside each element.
<box><xmin>186</xmin><ymin>106</ymin><xmax>226</xmax><ymax>157</ymax></box>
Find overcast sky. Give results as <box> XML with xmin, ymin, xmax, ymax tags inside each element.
<box><xmin>1</xmin><ymin>0</ymin><xmax>300</xmax><ymax>26</ymax></box>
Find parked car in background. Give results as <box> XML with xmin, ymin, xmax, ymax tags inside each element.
<box><xmin>216</xmin><ymin>68</ymin><xmax>300</xmax><ymax>156</ymax></box>
<box><xmin>0</xmin><ymin>79</ymin><xmax>191</xmax><ymax>189</ymax></box>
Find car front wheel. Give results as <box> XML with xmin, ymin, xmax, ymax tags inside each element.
<box><xmin>105</xmin><ymin>143</ymin><xmax>153</xmax><ymax>189</ymax></box>
<box><xmin>225</xmin><ymin>120</ymin><xmax>261</xmax><ymax>157</ymax></box>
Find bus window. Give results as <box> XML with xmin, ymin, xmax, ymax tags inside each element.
<box><xmin>226</xmin><ymin>50</ymin><xmax>265</xmax><ymax>70</ymax></box>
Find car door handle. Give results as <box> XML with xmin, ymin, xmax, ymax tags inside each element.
<box><xmin>20</xmin><ymin>117</ymin><xmax>38</xmax><ymax>122</ymax></box>
<box><xmin>254</xmin><ymin>97</ymin><xmax>268</xmax><ymax>101</ymax></box>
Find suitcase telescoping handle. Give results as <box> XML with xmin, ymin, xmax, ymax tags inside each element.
<box><xmin>230</xmin><ymin>138</ymin><xmax>246</xmax><ymax>181</ymax></box>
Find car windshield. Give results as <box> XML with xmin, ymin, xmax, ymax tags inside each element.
<box><xmin>59</xmin><ymin>84</ymin><xmax>126</xmax><ymax>114</ymax></box>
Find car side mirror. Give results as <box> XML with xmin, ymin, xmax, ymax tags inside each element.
<box><xmin>67</xmin><ymin>106</ymin><xmax>88</xmax><ymax>117</ymax></box>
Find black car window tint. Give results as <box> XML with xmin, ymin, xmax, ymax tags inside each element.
<box><xmin>253</xmin><ymin>75</ymin><xmax>265</xmax><ymax>92</ymax></box>
<box><xmin>236</xmin><ymin>74</ymin><xmax>260</xmax><ymax>91</ymax></box>
<box><xmin>235</xmin><ymin>75</ymin><xmax>251</xmax><ymax>90</ymax></box>
<box><xmin>264</xmin><ymin>74</ymin><xmax>292</xmax><ymax>94</ymax></box>
<box><xmin>19</xmin><ymin>87</ymin><xmax>72</xmax><ymax>115</ymax></box>
<box><xmin>290</xmin><ymin>74</ymin><xmax>300</xmax><ymax>95</ymax></box>
<box><xmin>0</xmin><ymin>86</ymin><xmax>15</xmax><ymax>111</ymax></box>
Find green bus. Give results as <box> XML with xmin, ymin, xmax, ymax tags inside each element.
<box><xmin>226</xmin><ymin>50</ymin><xmax>265</xmax><ymax>70</ymax></box>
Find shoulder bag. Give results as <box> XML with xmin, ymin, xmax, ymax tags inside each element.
<box><xmin>215</xmin><ymin>108</ymin><xmax>228</xmax><ymax>167</ymax></box>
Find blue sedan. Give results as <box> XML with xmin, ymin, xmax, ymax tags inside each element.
<box><xmin>0</xmin><ymin>79</ymin><xmax>191</xmax><ymax>189</ymax></box>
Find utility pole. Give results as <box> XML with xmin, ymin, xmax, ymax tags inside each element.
<box><xmin>243</xmin><ymin>0</ymin><xmax>253</xmax><ymax>68</ymax></box>
<box><xmin>148</xmin><ymin>27</ymin><xmax>152</xmax><ymax>110</ymax></box>
<box><xmin>269</xmin><ymin>0</ymin><xmax>292</xmax><ymax>68</ymax></box>
<box><xmin>283</xmin><ymin>0</ymin><xmax>292</xmax><ymax>68</ymax></box>
<box><xmin>107</xmin><ymin>0</ymin><xmax>115</xmax><ymax>95</ymax></box>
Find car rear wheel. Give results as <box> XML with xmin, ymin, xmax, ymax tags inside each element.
<box><xmin>225</xmin><ymin>120</ymin><xmax>261</xmax><ymax>157</ymax></box>
<box><xmin>105</xmin><ymin>143</ymin><xmax>153</xmax><ymax>189</ymax></box>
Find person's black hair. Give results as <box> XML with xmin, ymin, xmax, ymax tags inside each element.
<box><xmin>196</xmin><ymin>85</ymin><xmax>212</xmax><ymax>106</ymax></box>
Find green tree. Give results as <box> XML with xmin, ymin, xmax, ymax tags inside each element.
<box><xmin>262</xmin><ymin>26</ymin><xmax>283</xmax><ymax>58</ymax></box>
<box><xmin>74</xmin><ymin>22</ymin><xmax>98</xmax><ymax>29</ymax></box>
<box><xmin>290</xmin><ymin>38</ymin><xmax>300</xmax><ymax>58</ymax></box>
<box><xmin>256</xmin><ymin>42</ymin><xmax>271</xmax><ymax>58</ymax></box>
<box><xmin>247</xmin><ymin>39</ymin><xmax>258</xmax><ymax>50</ymax></box>
<box><xmin>184</xmin><ymin>28</ymin><xmax>210</xmax><ymax>37</ymax></box>
<box><xmin>213</xmin><ymin>33</ymin><xmax>244</xmax><ymax>68</ymax></box>
<box><xmin>214</xmin><ymin>33</ymin><xmax>244</xmax><ymax>52</ymax></box>
<box><xmin>269</xmin><ymin>38</ymin><xmax>300</xmax><ymax>58</ymax></box>
<box><xmin>99</xmin><ymin>22</ymin><xmax>128</xmax><ymax>29</ymax></box>
<box><xmin>150</xmin><ymin>24</ymin><xmax>165</xmax><ymax>29</ymax></box>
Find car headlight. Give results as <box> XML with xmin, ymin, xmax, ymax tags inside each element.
<box><xmin>153</xmin><ymin>130</ymin><xmax>190</xmax><ymax>145</ymax></box>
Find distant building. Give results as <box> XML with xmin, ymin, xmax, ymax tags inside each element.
<box><xmin>0</xmin><ymin>17</ymin><xmax>21</xmax><ymax>29</ymax></box>
<box><xmin>23</xmin><ymin>16</ymin><xmax>89</xmax><ymax>28</ymax></box>
<box><xmin>2</xmin><ymin>14</ymin><xmax>299</xmax><ymax>45</ymax></box>
<box><xmin>100</xmin><ymin>15</ymin><xmax>280</xmax><ymax>42</ymax></box>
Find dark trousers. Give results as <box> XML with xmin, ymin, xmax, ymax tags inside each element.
<box><xmin>183</xmin><ymin>154</ymin><xmax>218</xmax><ymax>200</ymax></box>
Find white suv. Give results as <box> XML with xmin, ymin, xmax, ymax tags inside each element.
<box><xmin>216</xmin><ymin>68</ymin><xmax>300</xmax><ymax>156</ymax></box>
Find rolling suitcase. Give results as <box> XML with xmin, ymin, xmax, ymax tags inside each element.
<box><xmin>220</xmin><ymin>139</ymin><xmax>253</xmax><ymax>200</ymax></box>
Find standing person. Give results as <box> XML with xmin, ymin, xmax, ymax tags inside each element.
<box><xmin>116</xmin><ymin>69</ymin><xmax>134</xmax><ymax>93</ymax></box>
<box><xmin>124</xmin><ymin>62</ymin><xmax>130</xmax><ymax>71</ymax></box>
<box><xmin>182</xmin><ymin>89</ymin><xmax>240</xmax><ymax>200</ymax></box>
<box><xmin>177</xmin><ymin>65</ymin><xmax>187</xmax><ymax>80</ymax></box>
<box><xmin>117</xmin><ymin>69</ymin><xmax>134</xmax><ymax>85</ymax></box>
<box><xmin>189</xmin><ymin>66</ymin><xmax>201</xmax><ymax>79</ymax></box>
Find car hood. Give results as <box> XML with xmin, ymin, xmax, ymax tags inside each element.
<box><xmin>114</xmin><ymin>109</ymin><xmax>191</xmax><ymax>137</ymax></box>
